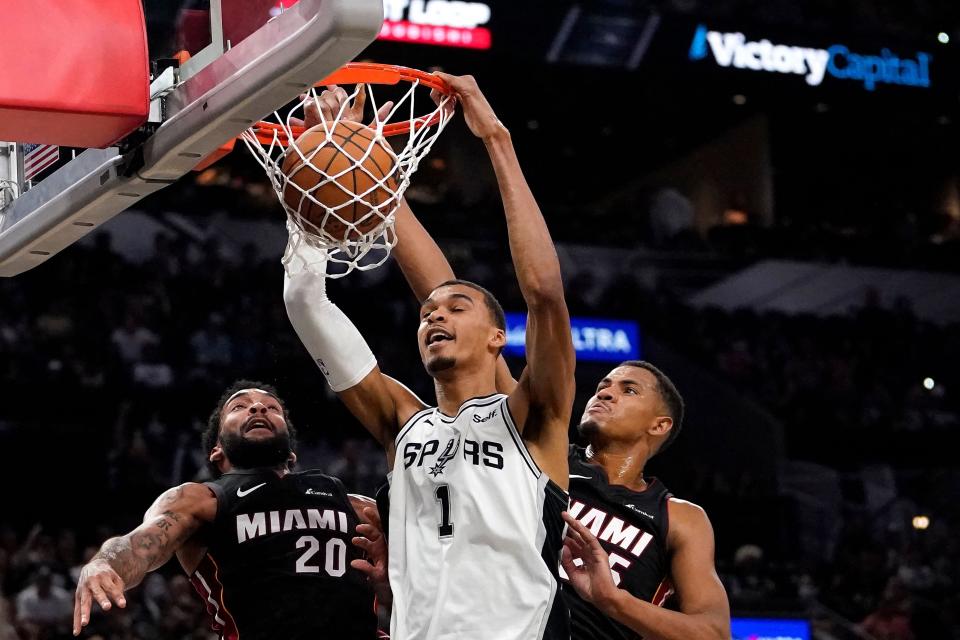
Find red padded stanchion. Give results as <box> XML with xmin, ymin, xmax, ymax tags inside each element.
<box><xmin>0</xmin><ymin>0</ymin><xmax>150</xmax><ymax>148</ymax></box>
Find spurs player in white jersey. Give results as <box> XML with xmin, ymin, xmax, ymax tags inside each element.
<box><xmin>283</xmin><ymin>73</ymin><xmax>576</xmax><ymax>639</ymax></box>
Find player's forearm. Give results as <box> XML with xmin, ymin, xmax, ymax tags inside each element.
<box><xmin>93</xmin><ymin>533</ymin><xmax>163</xmax><ymax>589</ymax></box>
<box><xmin>483</xmin><ymin>131</ymin><xmax>565</xmax><ymax>309</ymax></box>
<box><xmin>283</xmin><ymin>250</ymin><xmax>377</xmax><ymax>393</ymax></box>
<box><xmin>599</xmin><ymin>590</ymin><xmax>728</xmax><ymax>640</ymax></box>
<box><xmin>392</xmin><ymin>199</ymin><xmax>455</xmax><ymax>302</ymax></box>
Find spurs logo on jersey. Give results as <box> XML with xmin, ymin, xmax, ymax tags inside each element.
<box><xmin>429</xmin><ymin>436</ymin><xmax>460</xmax><ymax>476</ymax></box>
<box><xmin>402</xmin><ymin>437</ymin><xmax>504</xmax><ymax>471</ymax></box>
<box><xmin>387</xmin><ymin>394</ymin><xmax>569</xmax><ymax>640</ymax></box>
<box><xmin>563</xmin><ymin>446</ymin><xmax>675</xmax><ymax>640</ymax></box>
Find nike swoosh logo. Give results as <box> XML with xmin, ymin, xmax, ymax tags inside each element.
<box><xmin>569</xmin><ymin>474</ymin><xmax>593</xmax><ymax>480</ymax></box>
<box><xmin>236</xmin><ymin>482</ymin><xmax>267</xmax><ymax>498</ymax></box>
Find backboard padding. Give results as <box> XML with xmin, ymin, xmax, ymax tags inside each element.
<box><xmin>0</xmin><ymin>0</ymin><xmax>384</xmax><ymax>277</ymax></box>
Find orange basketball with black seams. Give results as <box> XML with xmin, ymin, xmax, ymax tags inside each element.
<box><xmin>281</xmin><ymin>121</ymin><xmax>399</xmax><ymax>239</ymax></box>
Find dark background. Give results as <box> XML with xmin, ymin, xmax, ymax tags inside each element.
<box><xmin>1</xmin><ymin>0</ymin><xmax>959</xmax><ymax>638</ymax></box>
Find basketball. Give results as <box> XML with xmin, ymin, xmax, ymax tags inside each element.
<box><xmin>280</xmin><ymin>121</ymin><xmax>399</xmax><ymax>240</ymax></box>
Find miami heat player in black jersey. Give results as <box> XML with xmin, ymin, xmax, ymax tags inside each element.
<box><xmin>565</xmin><ymin>446</ymin><xmax>673</xmax><ymax>640</ymax></box>
<box><xmin>73</xmin><ymin>383</ymin><xmax>385</xmax><ymax>640</ymax></box>
<box><xmin>193</xmin><ymin>469</ymin><xmax>377</xmax><ymax>639</ymax></box>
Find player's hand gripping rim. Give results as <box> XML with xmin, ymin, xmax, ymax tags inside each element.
<box><xmin>298</xmin><ymin>85</ymin><xmax>395</xmax><ymax>130</ymax></box>
<box><xmin>431</xmin><ymin>72</ymin><xmax>507</xmax><ymax>142</ymax></box>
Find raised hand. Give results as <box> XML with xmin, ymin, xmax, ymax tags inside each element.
<box><xmin>432</xmin><ymin>72</ymin><xmax>507</xmax><ymax>142</ymax></box>
<box><xmin>560</xmin><ymin>512</ymin><xmax>619</xmax><ymax>607</ymax></box>
<box><xmin>302</xmin><ymin>84</ymin><xmax>394</xmax><ymax>129</ymax></box>
<box><xmin>73</xmin><ymin>558</ymin><xmax>127</xmax><ymax>635</ymax></box>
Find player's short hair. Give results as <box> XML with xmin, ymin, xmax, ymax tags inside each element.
<box><xmin>618</xmin><ymin>360</ymin><xmax>684</xmax><ymax>454</ymax></box>
<box><xmin>434</xmin><ymin>279</ymin><xmax>506</xmax><ymax>331</ymax></box>
<box><xmin>202</xmin><ymin>380</ymin><xmax>297</xmax><ymax>477</ymax></box>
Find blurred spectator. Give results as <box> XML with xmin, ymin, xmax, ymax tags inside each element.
<box><xmin>859</xmin><ymin>579</ymin><xmax>915</xmax><ymax>640</ymax></box>
<box><xmin>648</xmin><ymin>187</ymin><xmax>695</xmax><ymax>246</ymax></box>
<box><xmin>132</xmin><ymin>344</ymin><xmax>175</xmax><ymax>389</ymax></box>
<box><xmin>0</xmin><ymin>598</ymin><xmax>18</xmax><ymax>640</ymax></box>
<box><xmin>325</xmin><ymin>440</ymin><xmax>389</xmax><ymax>497</ymax></box>
<box><xmin>189</xmin><ymin>313</ymin><xmax>233</xmax><ymax>370</ymax></box>
<box><xmin>15</xmin><ymin>567</ymin><xmax>72</xmax><ymax>635</ymax></box>
<box><xmin>725</xmin><ymin>544</ymin><xmax>777</xmax><ymax>606</ymax></box>
<box><xmin>110</xmin><ymin>314</ymin><xmax>159</xmax><ymax>364</ymax></box>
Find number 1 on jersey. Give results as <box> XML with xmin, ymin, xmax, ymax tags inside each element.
<box><xmin>435</xmin><ymin>484</ymin><xmax>454</xmax><ymax>539</ymax></box>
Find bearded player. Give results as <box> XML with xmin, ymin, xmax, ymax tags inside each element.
<box><xmin>72</xmin><ymin>381</ymin><xmax>387</xmax><ymax>639</ymax></box>
<box><xmin>283</xmin><ymin>73</ymin><xmax>575</xmax><ymax>640</ymax></box>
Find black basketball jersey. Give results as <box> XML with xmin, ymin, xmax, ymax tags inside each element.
<box><xmin>564</xmin><ymin>446</ymin><xmax>675</xmax><ymax>640</ymax></box>
<box><xmin>190</xmin><ymin>468</ymin><xmax>377</xmax><ymax>640</ymax></box>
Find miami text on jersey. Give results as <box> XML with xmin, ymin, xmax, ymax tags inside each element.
<box><xmin>236</xmin><ymin>509</ymin><xmax>350</xmax><ymax>543</ymax></box>
<box><xmin>567</xmin><ymin>500</ymin><xmax>655</xmax><ymax>585</ymax></box>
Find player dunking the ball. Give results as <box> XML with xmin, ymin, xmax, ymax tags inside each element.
<box><xmin>283</xmin><ymin>73</ymin><xmax>576</xmax><ymax>639</ymax></box>
<box><xmin>384</xmin><ymin>219</ymin><xmax>731</xmax><ymax>639</ymax></box>
<box><xmin>389</xmin><ymin>228</ymin><xmax>731</xmax><ymax>638</ymax></box>
<box><xmin>72</xmin><ymin>381</ymin><xmax>388</xmax><ymax>639</ymax></box>
<box><xmin>387</xmin><ymin>240</ymin><xmax>731</xmax><ymax>638</ymax></box>
<box><xmin>306</xmin><ymin>85</ymin><xmax>731</xmax><ymax>639</ymax></box>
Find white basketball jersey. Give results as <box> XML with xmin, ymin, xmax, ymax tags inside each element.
<box><xmin>387</xmin><ymin>393</ymin><xmax>569</xmax><ymax>640</ymax></box>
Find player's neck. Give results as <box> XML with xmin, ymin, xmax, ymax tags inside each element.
<box><xmin>433</xmin><ymin>368</ymin><xmax>498</xmax><ymax>416</ymax></box>
<box><xmin>221</xmin><ymin>462</ymin><xmax>290</xmax><ymax>478</ymax></box>
<box><xmin>586</xmin><ymin>441</ymin><xmax>651</xmax><ymax>492</ymax></box>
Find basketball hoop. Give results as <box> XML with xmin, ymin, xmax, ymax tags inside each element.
<box><xmin>240</xmin><ymin>63</ymin><xmax>456</xmax><ymax>278</ymax></box>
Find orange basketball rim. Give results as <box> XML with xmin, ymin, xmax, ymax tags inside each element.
<box><xmin>197</xmin><ymin>63</ymin><xmax>454</xmax><ymax>169</ymax></box>
<box><xmin>235</xmin><ymin>61</ymin><xmax>457</xmax><ymax>276</ymax></box>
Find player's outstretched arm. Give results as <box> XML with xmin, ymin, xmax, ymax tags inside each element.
<box><xmin>73</xmin><ymin>483</ymin><xmax>215</xmax><ymax>636</ymax></box>
<box><xmin>392</xmin><ymin>199</ymin><xmax>455</xmax><ymax>302</ymax></box>
<box><xmin>434</xmin><ymin>73</ymin><xmax>574</xmax><ymax>481</ymax></box>
<box><xmin>561</xmin><ymin>504</ymin><xmax>730</xmax><ymax>640</ymax></box>
<box><xmin>282</xmin><ymin>238</ymin><xmax>426</xmax><ymax>462</ymax></box>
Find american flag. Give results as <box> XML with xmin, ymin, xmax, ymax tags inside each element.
<box><xmin>22</xmin><ymin>143</ymin><xmax>60</xmax><ymax>181</ymax></box>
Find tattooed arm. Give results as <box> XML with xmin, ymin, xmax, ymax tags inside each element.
<box><xmin>73</xmin><ymin>483</ymin><xmax>216</xmax><ymax>635</ymax></box>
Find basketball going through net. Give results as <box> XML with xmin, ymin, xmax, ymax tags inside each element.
<box><xmin>241</xmin><ymin>63</ymin><xmax>456</xmax><ymax>278</ymax></box>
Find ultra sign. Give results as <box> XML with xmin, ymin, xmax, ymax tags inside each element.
<box><xmin>689</xmin><ymin>25</ymin><xmax>932</xmax><ymax>91</ymax></box>
<box><xmin>730</xmin><ymin>617</ymin><xmax>811</xmax><ymax>640</ymax></box>
<box><xmin>505</xmin><ymin>313</ymin><xmax>640</xmax><ymax>362</ymax></box>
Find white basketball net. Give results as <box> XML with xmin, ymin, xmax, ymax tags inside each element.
<box><xmin>241</xmin><ymin>82</ymin><xmax>454</xmax><ymax>278</ymax></box>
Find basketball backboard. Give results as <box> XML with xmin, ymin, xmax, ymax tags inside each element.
<box><xmin>0</xmin><ymin>0</ymin><xmax>383</xmax><ymax>277</ymax></box>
